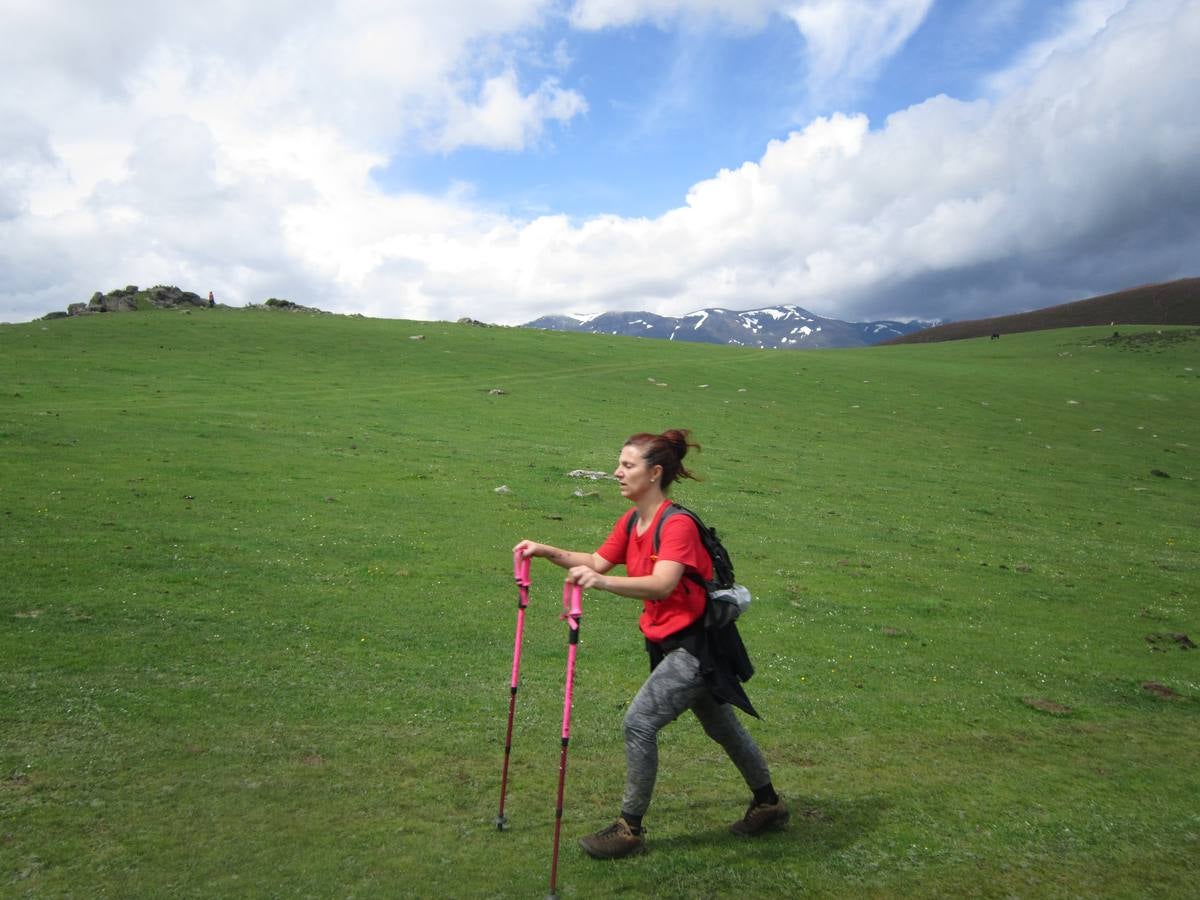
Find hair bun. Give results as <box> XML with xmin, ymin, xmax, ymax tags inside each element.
<box><xmin>663</xmin><ymin>428</ymin><xmax>691</xmax><ymax>457</ymax></box>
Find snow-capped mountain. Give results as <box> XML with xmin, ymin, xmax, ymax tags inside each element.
<box><xmin>524</xmin><ymin>305</ymin><xmax>939</xmax><ymax>349</ymax></box>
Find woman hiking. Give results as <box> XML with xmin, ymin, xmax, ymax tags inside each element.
<box><xmin>513</xmin><ymin>429</ymin><xmax>787</xmax><ymax>859</ymax></box>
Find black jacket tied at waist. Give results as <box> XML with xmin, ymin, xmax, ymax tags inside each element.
<box><xmin>646</xmin><ymin>617</ymin><xmax>759</xmax><ymax>718</ymax></box>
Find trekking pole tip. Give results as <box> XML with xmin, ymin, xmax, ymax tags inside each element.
<box><xmin>494</xmin><ymin>815</ymin><xmax>508</xmax><ymax>831</ymax></box>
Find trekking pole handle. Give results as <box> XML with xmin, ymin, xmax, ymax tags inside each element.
<box><xmin>561</xmin><ymin>580</ymin><xmax>582</xmax><ymax>629</ymax></box>
<box><xmin>513</xmin><ymin>549</ymin><xmax>531</xmax><ymax>589</ymax></box>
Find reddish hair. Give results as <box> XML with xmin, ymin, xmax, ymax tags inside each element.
<box><xmin>625</xmin><ymin>429</ymin><xmax>701</xmax><ymax>490</ymax></box>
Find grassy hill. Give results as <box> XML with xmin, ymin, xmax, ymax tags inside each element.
<box><xmin>882</xmin><ymin>277</ymin><xmax>1200</xmax><ymax>345</ymax></box>
<box><xmin>2</xmin><ymin>308</ymin><xmax>1197</xmax><ymax>897</ymax></box>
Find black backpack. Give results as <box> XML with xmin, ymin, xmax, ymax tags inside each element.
<box><xmin>625</xmin><ymin>503</ymin><xmax>750</xmax><ymax>627</ymax></box>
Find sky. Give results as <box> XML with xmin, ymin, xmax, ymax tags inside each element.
<box><xmin>1</xmin><ymin>0</ymin><xmax>1197</xmax><ymax>326</ymax></box>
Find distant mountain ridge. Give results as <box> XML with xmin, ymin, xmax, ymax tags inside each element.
<box><xmin>525</xmin><ymin>305</ymin><xmax>939</xmax><ymax>350</ymax></box>
<box><xmin>881</xmin><ymin>278</ymin><xmax>1200</xmax><ymax>344</ymax></box>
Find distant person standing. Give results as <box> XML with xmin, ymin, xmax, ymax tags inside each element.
<box><xmin>208</xmin><ymin>291</ymin><xmax>215</xmax><ymax>308</ymax></box>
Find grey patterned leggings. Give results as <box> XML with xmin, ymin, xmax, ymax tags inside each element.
<box><xmin>621</xmin><ymin>647</ymin><xmax>772</xmax><ymax>817</ymax></box>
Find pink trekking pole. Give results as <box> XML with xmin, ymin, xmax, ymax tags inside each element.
<box><xmin>548</xmin><ymin>579</ymin><xmax>583</xmax><ymax>898</ymax></box>
<box><xmin>495</xmin><ymin>549</ymin><xmax>532</xmax><ymax>831</ymax></box>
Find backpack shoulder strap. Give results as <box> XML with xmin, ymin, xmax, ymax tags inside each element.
<box><xmin>651</xmin><ymin>502</ymin><xmax>687</xmax><ymax>554</ymax></box>
<box><xmin>625</xmin><ymin>503</ymin><xmax>686</xmax><ymax>548</ymax></box>
<box><xmin>654</xmin><ymin>503</ymin><xmax>713</xmax><ymax>590</ymax></box>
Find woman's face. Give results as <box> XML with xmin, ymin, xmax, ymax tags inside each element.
<box><xmin>614</xmin><ymin>443</ymin><xmax>661</xmax><ymax>500</ymax></box>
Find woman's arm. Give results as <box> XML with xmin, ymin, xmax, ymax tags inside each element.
<box><xmin>513</xmin><ymin>540</ymin><xmax>614</xmax><ymax>574</ymax></box>
<box><xmin>567</xmin><ymin>559</ymin><xmax>684</xmax><ymax>601</ymax></box>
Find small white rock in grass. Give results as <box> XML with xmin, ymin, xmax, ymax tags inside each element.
<box><xmin>698</xmin><ymin>384</ymin><xmax>709</xmax><ymax>388</ymax></box>
<box><xmin>567</xmin><ymin>469</ymin><xmax>615</xmax><ymax>480</ymax></box>
<box><xmin>1068</xmin><ymin>400</ymin><xmax>1080</xmax><ymax>405</ymax></box>
<box><xmin>494</xmin><ymin>485</ymin><xmax>512</xmax><ymax>494</ymax></box>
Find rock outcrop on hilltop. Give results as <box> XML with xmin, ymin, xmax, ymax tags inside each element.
<box><xmin>261</xmin><ymin>298</ymin><xmax>331</xmax><ymax>314</ymax></box>
<box><xmin>41</xmin><ymin>286</ymin><xmax>334</xmax><ymax>319</ymax></box>
<box><xmin>42</xmin><ymin>285</ymin><xmax>211</xmax><ymax>319</ymax></box>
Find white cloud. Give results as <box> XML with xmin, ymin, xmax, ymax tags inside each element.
<box><xmin>785</xmin><ymin>0</ymin><xmax>935</xmax><ymax>104</ymax></box>
<box><xmin>435</xmin><ymin>71</ymin><xmax>587</xmax><ymax>152</ymax></box>
<box><xmin>0</xmin><ymin>113</ymin><xmax>59</xmax><ymax>220</ymax></box>
<box><xmin>568</xmin><ymin>0</ymin><xmax>779</xmax><ymax>31</ymax></box>
<box><xmin>985</xmin><ymin>0</ymin><xmax>1130</xmax><ymax>97</ymax></box>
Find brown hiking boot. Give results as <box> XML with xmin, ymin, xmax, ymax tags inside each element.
<box><xmin>730</xmin><ymin>797</ymin><xmax>790</xmax><ymax>836</ymax></box>
<box><xmin>579</xmin><ymin>817</ymin><xmax>645</xmax><ymax>859</ymax></box>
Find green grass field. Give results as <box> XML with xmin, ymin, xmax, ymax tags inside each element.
<box><xmin>2</xmin><ymin>308</ymin><xmax>1197</xmax><ymax>898</ymax></box>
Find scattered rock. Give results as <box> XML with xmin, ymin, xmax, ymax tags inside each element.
<box><xmin>13</xmin><ymin>610</ymin><xmax>41</xmax><ymax>619</ymax></box>
<box><xmin>566</xmin><ymin>469</ymin><xmax>615</xmax><ymax>480</ymax></box>
<box><xmin>488</xmin><ymin>388</ymin><xmax>507</xmax><ymax>395</ymax></box>
<box><xmin>1141</xmin><ymin>681</ymin><xmax>1183</xmax><ymax>700</ymax></box>
<box><xmin>1015</xmin><ymin>564</ymin><xmax>1032</xmax><ymax>573</ymax></box>
<box><xmin>1022</xmin><ymin>697</ymin><xmax>1073</xmax><ymax>715</ymax></box>
<box><xmin>494</xmin><ymin>485</ymin><xmax>511</xmax><ymax>494</ymax></box>
<box><xmin>571</xmin><ymin>489</ymin><xmax>600</xmax><ymax>499</ymax></box>
<box><xmin>1146</xmin><ymin>632</ymin><xmax>1196</xmax><ymax>651</ymax></box>
<box><xmin>410</xmin><ymin>335</ymin><xmax>425</xmax><ymax>341</ymax></box>
<box><xmin>457</xmin><ymin>317</ymin><xmax>489</xmax><ymax>327</ymax></box>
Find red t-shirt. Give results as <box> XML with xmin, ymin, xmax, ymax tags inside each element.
<box><xmin>596</xmin><ymin>500</ymin><xmax>712</xmax><ymax>641</ymax></box>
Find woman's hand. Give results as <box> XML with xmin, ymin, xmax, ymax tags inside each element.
<box><xmin>566</xmin><ymin>565</ymin><xmax>609</xmax><ymax>592</ymax></box>
<box><xmin>512</xmin><ymin>539</ymin><xmax>544</xmax><ymax>559</ymax></box>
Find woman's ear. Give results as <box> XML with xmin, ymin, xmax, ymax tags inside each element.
<box><xmin>651</xmin><ymin>464</ymin><xmax>664</xmax><ymax>483</ymax></box>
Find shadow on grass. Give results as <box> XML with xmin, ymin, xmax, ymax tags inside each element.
<box><xmin>649</xmin><ymin>794</ymin><xmax>889</xmax><ymax>860</ymax></box>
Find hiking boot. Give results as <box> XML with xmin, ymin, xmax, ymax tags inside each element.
<box><xmin>730</xmin><ymin>797</ymin><xmax>790</xmax><ymax>836</ymax></box>
<box><xmin>579</xmin><ymin>817</ymin><xmax>645</xmax><ymax>859</ymax></box>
